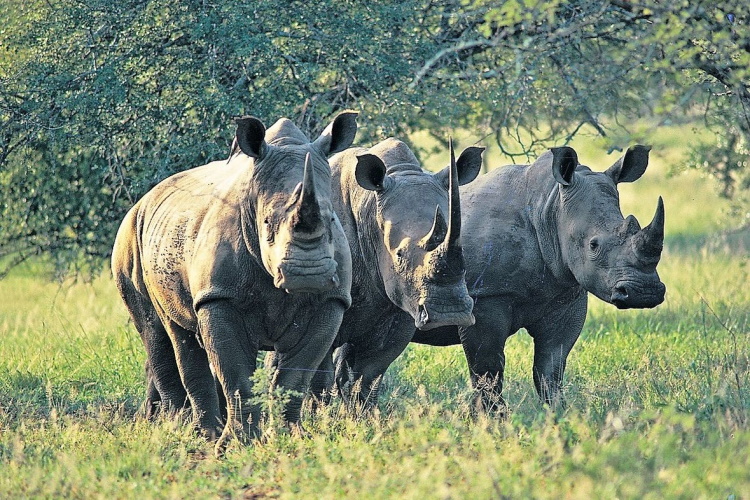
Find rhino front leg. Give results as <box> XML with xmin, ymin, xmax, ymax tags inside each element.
<box><xmin>272</xmin><ymin>300</ymin><xmax>345</xmax><ymax>426</ymax></box>
<box><xmin>144</xmin><ymin>359</ymin><xmax>183</xmax><ymax>420</ymax></box>
<box><xmin>267</xmin><ymin>348</ymin><xmax>335</xmax><ymax>409</ymax></box>
<box><xmin>333</xmin><ymin>342</ymin><xmax>355</xmax><ymax>399</ymax></box>
<box><xmin>342</xmin><ymin>313</ymin><xmax>415</xmax><ymax>410</ymax></box>
<box><xmin>196</xmin><ymin>301</ymin><xmax>260</xmax><ymax>454</ymax></box>
<box><xmin>459</xmin><ymin>298</ymin><xmax>513</xmax><ymax>416</ymax></box>
<box><xmin>308</xmin><ymin>349</ymin><xmax>335</xmax><ymax>406</ymax></box>
<box><xmin>527</xmin><ymin>293</ymin><xmax>587</xmax><ymax>407</ymax></box>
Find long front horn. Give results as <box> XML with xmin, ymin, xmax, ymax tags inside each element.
<box><xmin>433</xmin><ymin>138</ymin><xmax>465</xmax><ymax>278</ymax></box>
<box><xmin>633</xmin><ymin>196</ymin><xmax>664</xmax><ymax>262</ymax></box>
<box><xmin>446</xmin><ymin>138</ymin><xmax>461</xmax><ymax>247</ymax></box>
<box><xmin>294</xmin><ymin>152</ymin><xmax>323</xmax><ymax>233</ymax></box>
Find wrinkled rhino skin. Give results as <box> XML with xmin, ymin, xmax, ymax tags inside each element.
<box><xmin>406</xmin><ymin>145</ymin><xmax>666</xmax><ymax>411</ymax></box>
<box><xmin>112</xmin><ymin>112</ymin><xmax>357</xmax><ymax>452</ymax></box>
<box><xmin>318</xmin><ymin>138</ymin><xmax>484</xmax><ymax>406</ymax></box>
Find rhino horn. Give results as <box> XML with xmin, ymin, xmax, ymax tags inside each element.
<box><xmin>446</xmin><ymin>138</ymin><xmax>461</xmax><ymax>247</ymax></box>
<box><xmin>619</xmin><ymin>214</ymin><xmax>641</xmax><ymax>237</ymax></box>
<box><xmin>633</xmin><ymin>196</ymin><xmax>664</xmax><ymax>262</ymax></box>
<box><xmin>434</xmin><ymin>138</ymin><xmax>465</xmax><ymax>274</ymax></box>
<box><xmin>293</xmin><ymin>152</ymin><xmax>323</xmax><ymax>234</ymax></box>
<box><xmin>419</xmin><ymin>205</ymin><xmax>448</xmax><ymax>252</ymax></box>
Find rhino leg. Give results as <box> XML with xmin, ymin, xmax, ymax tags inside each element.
<box><xmin>308</xmin><ymin>349</ymin><xmax>335</xmax><ymax>407</ymax></box>
<box><xmin>272</xmin><ymin>300</ymin><xmax>345</xmax><ymax>426</ymax></box>
<box><xmin>114</xmin><ymin>274</ymin><xmax>188</xmax><ymax>417</ymax></box>
<box><xmin>144</xmin><ymin>360</ymin><xmax>174</xmax><ymax>420</ymax></box>
<box><xmin>333</xmin><ymin>343</ymin><xmax>355</xmax><ymax>400</ymax></box>
<box><xmin>340</xmin><ymin>313</ymin><xmax>415</xmax><ymax>410</ymax></box>
<box><xmin>459</xmin><ymin>298</ymin><xmax>513</xmax><ymax>416</ymax></box>
<box><xmin>196</xmin><ymin>300</ymin><xmax>260</xmax><ymax>455</ymax></box>
<box><xmin>527</xmin><ymin>292</ymin><xmax>587</xmax><ymax>407</ymax></box>
<box><xmin>163</xmin><ymin>318</ymin><xmax>222</xmax><ymax>439</ymax></box>
<box><xmin>266</xmin><ymin>348</ymin><xmax>334</xmax><ymax>411</ymax></box>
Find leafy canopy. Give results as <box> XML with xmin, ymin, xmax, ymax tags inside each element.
<box><xmin>1</xmin><ymin>0</ymin><xmax>748</xmax><ymax>275</ymax></box>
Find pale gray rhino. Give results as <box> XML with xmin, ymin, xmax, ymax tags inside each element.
<box><xmin>347</xmin><ymin>145</ymin><xmax>666</xmax><ymax>412</ymax></box>
<box><xmin>318</xmin><ymin>138</ymin><xmax>484</xmax><ymax>406</ymax></box>
<box><xmin>111</xmin><ymin>112</ymin><xmax>358</xmax><ymax>453</ymax></box>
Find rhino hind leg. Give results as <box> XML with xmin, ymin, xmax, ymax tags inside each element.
<box><xmin>264</xmin><ymin>350</ymin><xmax>334</xmax><ymax>413</ymax></box>
<box><xmin>162</xmin><ymin>318</ymin><xmax>223</xmax><ymax>440</ymax></box>
<box><xmin>308</xmin><ymin>350</ymin><xmax>335</xmax><ymax>408</ymax></box>
<box><xmin>335</xmin><ymin>314</ymin><xmax>414</xmax><ymax>412</ymax></box>
<box><xmin>114</xmin><ymin>273</ymin><xmax>188</xmax><ymax>417</ymax></box>
<box><xmin>333</xmin><ymin>343</ymin><xmax>355</xmax><ymax>400</ymax></box>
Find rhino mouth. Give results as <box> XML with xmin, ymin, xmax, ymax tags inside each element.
<box><xmin>610</xmin><ymin>279</ymin><xmax>666</xmax><ymax>309</ymax></box>
<box><xmin>275</xmin><ymin>257</ymin><xmax>339</xmax><ymax>293</ymax></box>
<box><xmin>415</xmin><ymin>293</ymin><xmax>475</xmax><ymax>330</ymax></box>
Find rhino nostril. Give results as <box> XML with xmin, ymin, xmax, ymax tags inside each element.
<box><xmin>418</xmin><ymin>304</ymin><xmax>430</xmax><ymax>326</ymax></box>
<box><xmin>611</xmin><ymin>285</ymin><xmax>630</xmax><ymax>308</ymax></box>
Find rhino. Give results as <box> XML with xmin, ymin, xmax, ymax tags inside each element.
<box><xmin>111</xmin><ymin>111</ymin><xmax>358</xmax><ymax>452</ymax></box>
<box><xmin>310</xmin><ymin>138</ymin><xmax>484</xmax><ymax>406</ymax></box>
<box><xmin>342</xmin><ymin>145</ymin><xmax>666</xmax><ymax>411</ymax></box>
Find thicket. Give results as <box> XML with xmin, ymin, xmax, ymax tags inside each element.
<box><xmin>1</xmin><ymin>0</ymin><xmax>748</xmax><ymax>275</ymax></box>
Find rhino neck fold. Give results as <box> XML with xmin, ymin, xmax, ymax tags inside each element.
<box><xmin>532</xmin><ymin>184</ymin><xmax>577</xmax><ymax>286</ymax></box>
<box><xmin>239</xmin><ymin>201</ymin><xmax>262</xmax><ymax>263</ymax></box>
<box><xmin>358</xmin><ymin>197</ymin><xmax>391</xmax><ymax>303</ymax></box>
<box><xmin>343</xmin><ymin>174</ymin><xmax>390</xmax><ymax>304</ymax></box>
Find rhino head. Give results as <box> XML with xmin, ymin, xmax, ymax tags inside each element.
<box><xmin>355</xmin><ymin>138</ymin><xmax>483</xmax><ymax>329</ymax></box>
<box><xmin>550</xmin><ymin>145</ymin><xmax>666</xmax><ymax>309</ymax></box>
<box><xmin>233</xmin><ymin>111</ymin><xmax>358</xmax><ymax>293</ymax></box>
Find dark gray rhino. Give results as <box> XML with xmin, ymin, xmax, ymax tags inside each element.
<box><xmin>320</xmin><ymin>138</ymin><xmax>484</xmax><ymax>405</ymax></box>
<box><xmin>394</xmin><ymin>145</ymin><xmax>666</xmax><ymax>411</ymax></box>
<box><xmin>111</xmin><ymin>112</ymin><xmax>358</xmax><ymax>452</ymax></box>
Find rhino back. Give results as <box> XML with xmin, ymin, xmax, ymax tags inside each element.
<box><xmin>459</xmin><ymin>163</ymin><xmax>573</xmax><ymax>318</ymax></box>
<box><xmin>131</xmin><ymin>160</ymin><xmax>253</xmax><ymax>328</ymax></box>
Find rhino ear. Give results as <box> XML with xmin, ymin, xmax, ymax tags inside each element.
<box><xmin>606</xmin><ymin>145</ymin><xmax>651</xmax><ymax>184</ymax></box>
<box><xmin>551</xmin><ymin>146</ymin><xmax>578</xmax><ymax>186</ymax></box>
<box><xmin>234</xmin><ymin>116</ymin><xmax>267</xmax><ymax>159</ymax></box>
<box><xmin>313</xmin><ymin>111</ymin><xmax>359</xmax><ymax>156</ymax></box>
<box><xmin>355</xmin><ymin>153</ymin><xmax>389</xmax><ymax>191</ymax></box>
<box><xmin>436</xmin><ymin>146</ymin><xmax>485</xmax><ymax>187</ymax></box>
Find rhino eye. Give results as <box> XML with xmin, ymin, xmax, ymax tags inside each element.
<box><xmin>589</xmin><ymin>238</ymin><xmax>600</xmax><ymax>252</ymax></box>
<box><xmin>263</xmin><ymin>217</ymin><xmax>274</xmax><ymax>242</ymax></box>
<box><xmin>395</xmin><ymin>248</ymin><xmax>404</xmax><ymax>260</ymax></box>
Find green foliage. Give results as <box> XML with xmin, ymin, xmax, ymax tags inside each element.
<box><xmin>1</xmin><ymin>0</ymin><xmax>750</xmax><ymax>273</ymax></box>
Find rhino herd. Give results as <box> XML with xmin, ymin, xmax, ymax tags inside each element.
<box><xmin>111</xmin><ymin>111</ymin><xmax>666</xmax><ymax>454</ymax></box>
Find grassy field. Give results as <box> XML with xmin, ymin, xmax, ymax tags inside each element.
<box><xmin>1</xmin><ymin>125</ymin><xmax>749</xmax><ymax>498</ymax></box>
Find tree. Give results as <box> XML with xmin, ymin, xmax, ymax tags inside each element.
<box><xmin>0</xmin><ymin>0</ymin><xmax>748</xmax><ymax>276</ymax></box>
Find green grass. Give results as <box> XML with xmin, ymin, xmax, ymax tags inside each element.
<box><xmin>1</xmin><ymin>234</ymin><xmax>748</xmax><ymax>499</ymax></box>
<box><xmin>2</xmin><ymin>124</ymin><xmax>750</xmax><ymax>498</ymax></box>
